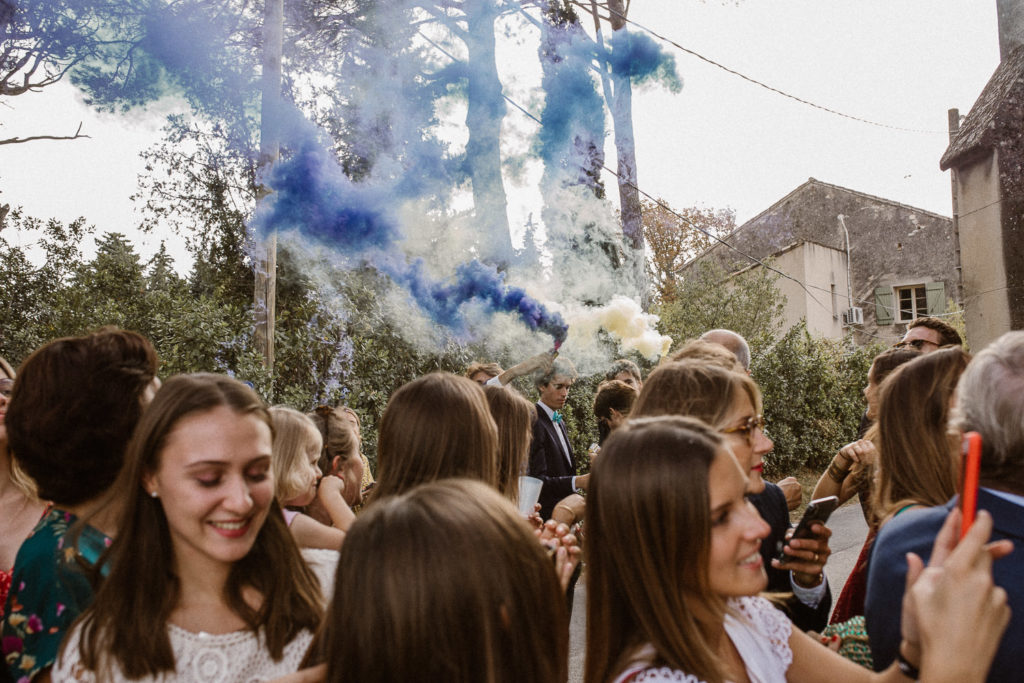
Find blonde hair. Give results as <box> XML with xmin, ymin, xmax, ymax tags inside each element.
<box><xmin>483</xmin><ymin>385</ymin><xmax>536</xmax><ymax>501</ymax></box>
<box><xmin>633</xmin><ymin>360</ymin><xmax>760</xmax><ymax>429</ymax></box>
<box><xmin>269</xmin><ymin>406</ymin><xmax>323</xmax><ymax>504</ymax></box>
<box><xmin>666</xmin><ymin>339</ymin><xmax>744</xmax><ymax>372</ymax></box>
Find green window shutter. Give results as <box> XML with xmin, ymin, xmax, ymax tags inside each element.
<box><xmin>925</xmin><ymin>282</ymin><xmax>946</xmax><ymax>315</ymax></box>
<box><xmin>875</xmin><ymin>286</ymin><xmax>894</xmax><ymax>325</ymax></box>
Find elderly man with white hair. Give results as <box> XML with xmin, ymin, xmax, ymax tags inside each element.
<box><xmin>865</xmin><ymin>331</ymin><xmax>1024</xmax><ymax>680</ymax></box>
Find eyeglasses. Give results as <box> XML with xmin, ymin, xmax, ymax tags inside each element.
<box><xmin>721</xmin><ymin>415</ymin><xmax>766</xmax><ymax>444</ymax></box>
<box><xmin>895</xmin><ymin>338</ymin><xmax>929</xmax><ymax>350</ymax></box>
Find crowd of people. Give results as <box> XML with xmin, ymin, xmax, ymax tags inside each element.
<box><xmin>0</xmin><ymin>317</ymin><xmax>1018</xmax><ymax>682</ymax></box>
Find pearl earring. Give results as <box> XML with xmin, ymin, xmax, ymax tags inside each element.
<box><xmin>150</xmin><ymin>490</ymin><xmax>159</xmax><ymax>498</ymax></box>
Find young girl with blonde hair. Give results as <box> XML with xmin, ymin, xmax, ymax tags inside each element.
<box><xmin>269</xmin><ymin>407</ymin><xmax>357</xmax><ymax>550</ymax></box>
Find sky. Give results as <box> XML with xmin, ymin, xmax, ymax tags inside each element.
<box><xmin>0</xmin><ymin>0</ymin><xmax>1002</xmax><ymax>272</ymax></box>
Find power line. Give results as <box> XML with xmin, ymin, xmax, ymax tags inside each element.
<box><xmin>417</xmin><ymin>27</ymin><xmax>925</xmax><ymax>340</ymax></box>
<box><xmin>569</xmin><ymin>0</ymin><xmax>945</xmax><ymax>135</ymax></box>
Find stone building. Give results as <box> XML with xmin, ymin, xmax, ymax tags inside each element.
<box><xmin>695</xmin><ymin>178</ymin><xmax>957</xmax><ymax>345</ymax></box>
<box><xmin>939</xmin><ymin>5</ymin><xmax>1024</xmax><ymax>350</ymax></box>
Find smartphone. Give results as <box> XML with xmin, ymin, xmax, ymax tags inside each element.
<box><xmin>776</xmin><ymin>495</ymin><xmax>839</xmax><ymax>564</ymax></box>
<box><xmin>960</xmin><ymin>431</ymin><xmax>982</xmax><ymax>539</ymax></box>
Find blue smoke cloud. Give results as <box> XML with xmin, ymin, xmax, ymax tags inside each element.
<box><xmin>606</xmin><ymin>30</ymin><xmax>682</xmax><ymax>92</ymax></box>
<box><xmin>11</xmin><ymin>0</ymin><xmax>569</xmax><ymax>346</ymax></box>
<box><xmin>252</xmin><ymin>106</ymin><xmax>568</xmax><ymax>345</ymax></box>
<box><xmin>537</xmin><ymin>26</ymin><xmax>606</xmax><ymax>168</ymax></box>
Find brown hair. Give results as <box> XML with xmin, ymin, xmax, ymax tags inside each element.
<box><xmin>585</xmin><ymin>416</ymin><xmax>729</xmax><ymax>683</ymax></box>
<box><xmin>592</xmin><ymin>379</ymin><xmax>638</xmax><ymax>444</ymax></box>
<box><xmin>533</xmin><ymin>357</ymin><xmax>578</xmax><ymax>391</ymax></box>
<box><xmin>870</xmin><ymin>347</ymin><xmax>923</xmax><ymax>386</ymax></box>
<box><xmin>874</xmin><ymin>347</ymin><xmax>970</xmax><ymax>520</ymax></box>
<box><xmin>632</xmin><ymin>360</ymin><xmax>760</xmax><ymax>428</ymax></box>
<box><xmin>483</xmin><ymin>385</ymin><xmax>536</xmax><ymax>501</ymax></box>
<box><xmin>907</xmin><ymin>316</ymin><xmax>963</xmax><ymax>347</ymax></box>
<box><xmin>307</xmin><ymin>405</ymin><xmax>359</xmax><ymax>476</ymax></box>
<box><xmin>70</xmin><ymin>374</ymin><xmax>323</xmax><ymax>679</ymax></box>
<box><xmin>6</xmin><ymin>329</ymin><xmax>158</xmax><ymax>506</ymax></box>
<box><xmin>372</xmin><ymin>373</ymin><xmax>499</xmax><ymax>501</ymax></box>
<box><xmin>320</xmin><ymin>479</ymin><xmax>567</xmax><ymax>682</ymax></box>
<box><xmin>269</xmin><ymin>406</ymin><xmax>323</xmax><ymax>503</ymax></box>
<box><xmin>605</xmin><ymin>358</ymin><xmax>642</xmax><ymax>384</ymax></box>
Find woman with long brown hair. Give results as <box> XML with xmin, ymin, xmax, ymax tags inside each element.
<box><xmin>873</xmin><ymin>346</ymin><xmax>970</xmax><ymax>522</ymax></box>
<box><xmin>631</xmin><ymin>360</ymin><xmax>831</xmax><ymax>632</ymax></box>
<box><xmin>584</xmin><ymin>416</ymin><xmax>1010</xmax><ymax>683</ymax></box>
<box><xmin>371</xmin><ymin>372</ymin><xmax>499</xmax><ymax>501</ymax></box>
<box><xmin>53</xmin><ymin>374</ymin><xmax>325</xmax><ymax>681</ymax></box>
<box><xmin>317</xmin><ymin>479</ymin><xmax>568</xmax><ymax>682</ymax></box>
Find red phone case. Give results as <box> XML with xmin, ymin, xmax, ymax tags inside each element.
<box><xmin>960</xmin><ymin>431</ymin><xmax>982</xmax><ymax>539</ymax></box>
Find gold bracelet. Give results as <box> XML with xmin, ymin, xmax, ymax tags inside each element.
<box><xmin>827</xmin><ymin>461</ymin><xmax>850</xmax><ymax>483</ymax></box>
<box><xmin>553</xmin><ymin>504</ymin><xmax>576</xmax><ymax>522</ymax></box>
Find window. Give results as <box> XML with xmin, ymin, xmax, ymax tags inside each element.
<box><xmin>874</xmin><ymin>282</ymin><xmax>946</xmax><ymax>326</ymax></box>
<box><xmin>896</xmin><ymin>285</ymin><xmax>927</xmax><ymax>322</ymax></box>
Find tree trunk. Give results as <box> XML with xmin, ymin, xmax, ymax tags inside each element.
<box><xmin>255</xmin><ymin>0</ymin><xmax>282</xmax><ymax>374</ymax></box>
<box><xmin>604</xmin><ymin>0</ymin><xmax>648</xmax><ymax>309</ymax></box>
<box><xmin>463</xmin><ymin>0</ymin><xmax>514</xmax><ymax>268</ymax></box>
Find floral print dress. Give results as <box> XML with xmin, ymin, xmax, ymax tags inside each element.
<box><xmin>2</xmin><ymin>509</ymin><xmax>110</xmax><ymax>683</ymax></box>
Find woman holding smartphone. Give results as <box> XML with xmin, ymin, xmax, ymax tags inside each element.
<box><xmin>584</xmin><ymin>416</ymin><xmax>1011</xmax><ymax>683</ymax></box>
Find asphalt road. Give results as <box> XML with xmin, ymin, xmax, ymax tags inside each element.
<box><xmin>566</xmin><ymin>502</ymin><xmax>870</xmax><ymax>682</ymax></box>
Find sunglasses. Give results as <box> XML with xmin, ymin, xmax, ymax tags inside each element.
<box><xmin>721</xmin><ymin>415</ymin><xmax>766</xmax><ymax>444</ymax></box>
<box><xmin>895</xmin><ymin>338</ymin><xmax>930</xmax><ymax>350</ymax></box>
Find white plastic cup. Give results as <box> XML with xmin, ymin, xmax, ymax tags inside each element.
<box><xmin>517</xmin><ymin>476</ymin><xmax>543</xmax><ymax>517</ymax></box>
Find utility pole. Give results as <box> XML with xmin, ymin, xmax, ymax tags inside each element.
<box><xmin>948</xmin><ymin>108</ymin><xmax>964</xmax><ymax>305</ymax></box>
<box><xmin>255</xmin><ymin>0</ymin><xmax>282</xmax><ymax>376</ymax></box>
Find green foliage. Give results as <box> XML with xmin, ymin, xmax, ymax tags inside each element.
<box><xmin>754</xmin><ymin>323</ymin><xmax>882</xmax><ymax>477</ymax></box>
<box><xmin>655</xmin><ymin>259</ymin><xmax>786</xmax><ymax>359</ymax></box>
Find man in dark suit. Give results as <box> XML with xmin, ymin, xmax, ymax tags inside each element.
<box><xmin>865</xmin><ymin>331</ymin><xmax>1024</xmax><ymax>680</ymax></box>
<box><xmin>528</xmin><ymin>358</ymin><xmax>587</xmax><ymax>520</ymax></box>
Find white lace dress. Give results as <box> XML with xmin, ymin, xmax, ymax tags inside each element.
<box><xmin>612</xmin><ymin>596</ymin><xmax>793</xmax><ymax>683</ymax></box>
<box><xmin>52</xmin><ymin>550</ymin><xmax>338</xmax><ymax>682</ymax></box>
<box><xmin>53</xmin><ymin>625</ymin><xmax>313</xmax><ymax>682</ymax></box>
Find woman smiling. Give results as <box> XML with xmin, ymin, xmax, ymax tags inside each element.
<box><xmin>53</xmin><ymin>374</ymin><xmax>325</xmax><ymax>682</ymax></box>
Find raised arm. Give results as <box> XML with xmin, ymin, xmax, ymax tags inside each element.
<box><xmin>812</xmin><ymin>439</ymin><xmax>875</xmax><ymax>504</ymax></box>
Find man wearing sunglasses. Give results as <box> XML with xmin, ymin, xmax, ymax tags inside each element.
<box><xmin>897</xmin><ymin>316</ymin><xmax>963</xmax><ymax>352</ymax></box>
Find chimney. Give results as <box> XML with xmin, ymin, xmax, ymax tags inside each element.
<box><xmin>998</xmin><ymin>0</ymin><xmax>1024</xmax><ymax>61</ymax></box>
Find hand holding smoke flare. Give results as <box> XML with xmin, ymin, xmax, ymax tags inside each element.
<box><xmin>250</xmin><ymin>106</ymin><xmax>568</xmax><ymax>346</ymax></box>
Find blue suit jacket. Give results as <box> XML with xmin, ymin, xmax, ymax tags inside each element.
<box><xmin>527</xmin><ymin>405</ymin><xmax>576</xmax><ymax>520</ymax></box>
<box><xmin>865</xmin><ymin>490</ymin><xmax>1024</xmax><ymax>679</ymax></box>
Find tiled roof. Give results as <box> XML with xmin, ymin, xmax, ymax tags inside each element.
<box><xmin>940</xmin><ymin>45</ymin><xmax>1024</xmax><ymax>170</ymax></box>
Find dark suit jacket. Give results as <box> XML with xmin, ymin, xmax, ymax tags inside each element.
<box><xmin>528</xmin><ymin>404</ymin><xmax>576</xmax><ymax>519</ymax></box>
<box><xmin>865</xmin><ymin>490</ymin><xmax>1024</xmax><ymax>679</ymax></box>
<box><xmin>750</xmin><ymin>482</ymin><xmax>832</xmax><ymax>632</ymax></box>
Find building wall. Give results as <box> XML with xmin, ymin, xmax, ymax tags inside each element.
<box><xmin>705</xmin><ymin>181</ymin><xmax>956</xmax><ymax>345</ymax></box>
<box><xmin>742</xmin><ymin>243</ymin><xmax>850</xmax><ymax>340</ymax></box>
<box><xmin>801</xmin><ymin>243</ymin><xmax>850</xmax><ymax>339</ymax></box>
<box><xmin>957</xmin><ymin>150</ymin><xmax>1011</xmax><ymax>350</ymax></box>
<box><xmin>769</xmin><ymin>247</ymin><xmax>810</xmax><ymax>334</ymax></box>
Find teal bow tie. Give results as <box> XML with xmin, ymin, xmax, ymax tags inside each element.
<box><xmin>552</xmin><ymin>411</ymin><xmax>563</xmax><ymax>424</ymax></box>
